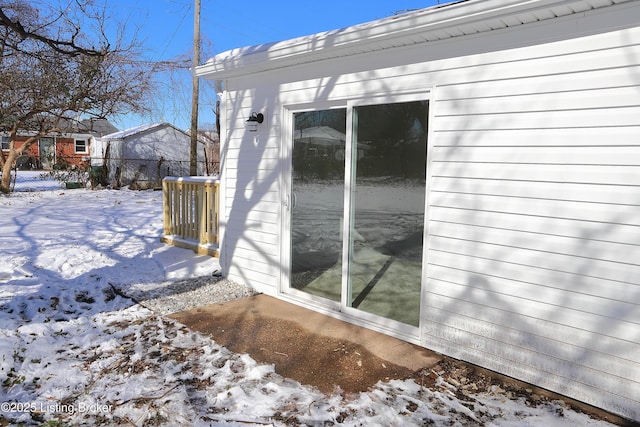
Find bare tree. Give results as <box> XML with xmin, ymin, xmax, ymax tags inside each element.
<box><xmin>0</xmin><ymin>0</ymin><xmax>153</xmax><ymax>193</ymax></box>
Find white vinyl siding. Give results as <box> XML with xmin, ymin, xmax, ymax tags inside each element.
<box><xmin>422</xmin><ymin>24</ymin><xmax>640</xmax><ymax>421</ymax></box>
<box><xmin>210</xmin><ymin>1</ymin><xmax>640</xmax><ymax>420</ymax></box>
<box><xmin>219</xmin><ymin>97</ymin><xmax>282</xmax><ymax>293</ymax></box>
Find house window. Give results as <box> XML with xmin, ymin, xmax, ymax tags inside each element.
<box><xmin>75</xmin><ymin>139</ymin><xmax>87</xmax><ymax>153</ymax></box>
<box><xmin>1</xmin><ymin>136</ymin><xmax>10</xmax><ymax>150</ymax></box>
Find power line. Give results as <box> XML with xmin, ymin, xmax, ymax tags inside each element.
<box><xmin>153</xmin><ymin>1</ymin><xmax>191</xmax><ymax>62</ymax></box>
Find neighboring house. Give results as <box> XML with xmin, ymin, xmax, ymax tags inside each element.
<box><xmin>1</xmin><ymin>118</ymin><xmax>118</xmax><ymax>170</ymax></box>
<box><xmin>99</xmin><ymin>123</ymin><xmax>206</xmax><ymax>189</ymax></box>
<box><xmin>196</xmin><ymin>0</ymin><xmax>640</xmax><ymax>422</ymax></box>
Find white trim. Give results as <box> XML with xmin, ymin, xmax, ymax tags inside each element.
<box><xmin>347</xmin><ymin>92</ymin><xmax>432</xmax><ymax>108</ymax></box>
<box><xmin>278</xmin><ymin>103</ymin><xmax>293</xmax><ymax>296</ymax></box>
<box><xmin>279</xmin><ymin>100</ymin><xmax>347</xmax><ymax>302</ymax></box>
<box><xmin>218</xmin><ymin>89</ymin><xmax>229</xmax><ymax>277</ymax></box>
<box><xmin>342</xmin><ymin>103</ymin><xmax>355</xmax><ymax>309</ymax></box>
<box><xmin>421</xmin><ymin>85</ymin><xmax>439</xmax><ymax>347</ymax></box>
<box><xmin>74</xmin><ymin>138</ymin><xmax>88</xmax><ymax>154</ymax></box>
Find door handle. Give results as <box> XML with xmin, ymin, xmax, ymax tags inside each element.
<box><xmin>285</xmin><ymin>193</ymin><xmax>298</xmax><ymax>211</ymax></box>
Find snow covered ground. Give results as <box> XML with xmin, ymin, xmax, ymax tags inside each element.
<box><xmin>0</xmin><ymin>171</ymin><xmax>617</xmax><ymax>426</ymax></box>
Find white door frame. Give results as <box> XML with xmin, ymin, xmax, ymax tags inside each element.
<box><xmin>279</xmin><ymin>91</ymin><xmax>433</xmax><ymax>344</ymax></box>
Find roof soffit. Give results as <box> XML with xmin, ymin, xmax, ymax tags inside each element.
<box><xmin>196</xmin><ymin>0</ymin><xmax>628</xmax><ymax>80</ymax></box>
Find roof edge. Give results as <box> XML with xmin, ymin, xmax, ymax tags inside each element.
<box><xmin>196</xmin><ymin>0</ymin><xmax>599</xmax><ymax>80</ymax></box>
<box><xmin>103</xmin><ymin>122</ymin><xmax>186</xmax><ymax>140</ymax></box>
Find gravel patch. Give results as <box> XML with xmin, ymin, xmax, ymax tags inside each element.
<box><xmin>113</xmin><ymin>275</ymin><xmax>257</xmax><ymax>315</ymax></box>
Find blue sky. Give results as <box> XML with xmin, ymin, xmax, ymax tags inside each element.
<box><xmin>102</xmin><ymin>0</ymin><xmax>442</xmax><ymax>131</ymax></box>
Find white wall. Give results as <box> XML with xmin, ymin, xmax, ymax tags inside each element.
<box><xmin>219</xmin><ymin>101</ymin><xmax>281</xmax><ymax>293</ymax></box>
<box><xmin>421</xmin><ymin>27</ymin><xmax>640</xmax><ymax>422</ymax></box>
<box><xmin>216</xmin><ymin>2</ymin><xmax>640</xmax><ymax>420</ymax></box>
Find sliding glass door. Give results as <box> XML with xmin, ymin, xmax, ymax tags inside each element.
<box><xmin>288</xmin><ymin>99</ymin><xmax>428</xmax><ymax>328</ymax></box>
<box><xmin>290</xmin><ymin>109</ymin><xmax>347</xmax><ymax>302</ymax></box>
<box><xmin>348</xmin><ymin>101</ymin><xmax>428</xmax><ymax>326</ymax></box>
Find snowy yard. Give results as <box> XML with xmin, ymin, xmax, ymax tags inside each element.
<box><xmin>0</xmin><ymin>172</ymin><xmax>618</xmax><ymax>426</ymax></box>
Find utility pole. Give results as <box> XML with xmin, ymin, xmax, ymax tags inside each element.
<box><xmin>189</xmin><ymin>0</ymin><xmax>201</xmax><ymax>175</ymax></box>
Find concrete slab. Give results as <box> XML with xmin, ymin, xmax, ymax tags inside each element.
<box><xmin>170</xmin><ymin>294</ymin><xmax>441</xmax><ymax>393</ymax></box>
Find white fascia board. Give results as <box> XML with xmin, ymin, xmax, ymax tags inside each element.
<box><xmin>195</xmin><ymin>0</ymin><xmax>615</xmax><ymax>80</ymax></box>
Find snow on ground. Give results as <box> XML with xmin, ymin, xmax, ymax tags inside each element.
<box><xmin>0</xmin><ymin>171</ymin><xmax>617</xmax><ymax>426</ymax></box>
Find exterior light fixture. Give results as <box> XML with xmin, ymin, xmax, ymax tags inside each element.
<box><xmin>246</xmin><ymin>112</ymin><xmax>264</xmax><ymax>131</ymax></box>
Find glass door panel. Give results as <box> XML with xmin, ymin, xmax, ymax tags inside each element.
<box><xmin>348</xmin><ymin>101</ymin><xmax>428</xmax><ymax>326</ymax></box>
<box><xmin>290</xmin><ymin>109</ymin><xmax>347</xmax><ymax>302</ymax></box>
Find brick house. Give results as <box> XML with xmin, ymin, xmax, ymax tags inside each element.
<box><xmin>1</xmin><ymin>119</ymin><xmax>117</xmax><ymax>170</ymax></box>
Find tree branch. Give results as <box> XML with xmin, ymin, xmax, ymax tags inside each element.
<box><xmin>0</xmin><ymin>8</ymin><xmax>107</xmax><ymax>57</ymax></box>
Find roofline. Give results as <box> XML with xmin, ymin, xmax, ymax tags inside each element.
<box><xmin>102</xmin><ymin>122</ymin><xmax>208</xmax><ymax>145</ymax></box>
<box><xmin>2</xmin><ymin>130</ymin><xmax>99</xmax><ymax>139</ymax></box>
<box><xmin>102</xmin><ymin>122</ymin><xmax>187</xmax><ymax>140</ymax></box>
<box><xmin>197</xmin><ymin>0</ymin><xmax>618</xmax><ymax>80</ymax></box>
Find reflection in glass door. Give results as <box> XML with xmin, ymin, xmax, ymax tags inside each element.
<box><xmin>288</xmin><ymin>100</ymin><xmax>428</xmax><ymax>328</ymax></box>
<box><xmin>290</xmin><ymin>109</ymin><xmax>347</xmax><ymax>302</ymax></box>
<box><xmin>348</xmin><ymin>101</ymin><xmax>428</xmax><ymax>326</ymax></box>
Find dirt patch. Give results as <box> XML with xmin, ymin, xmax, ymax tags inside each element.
<box><xmin>170</xmin><ymin>306</ymin><xmax>414</xmax><ymax>394</ymax></box>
